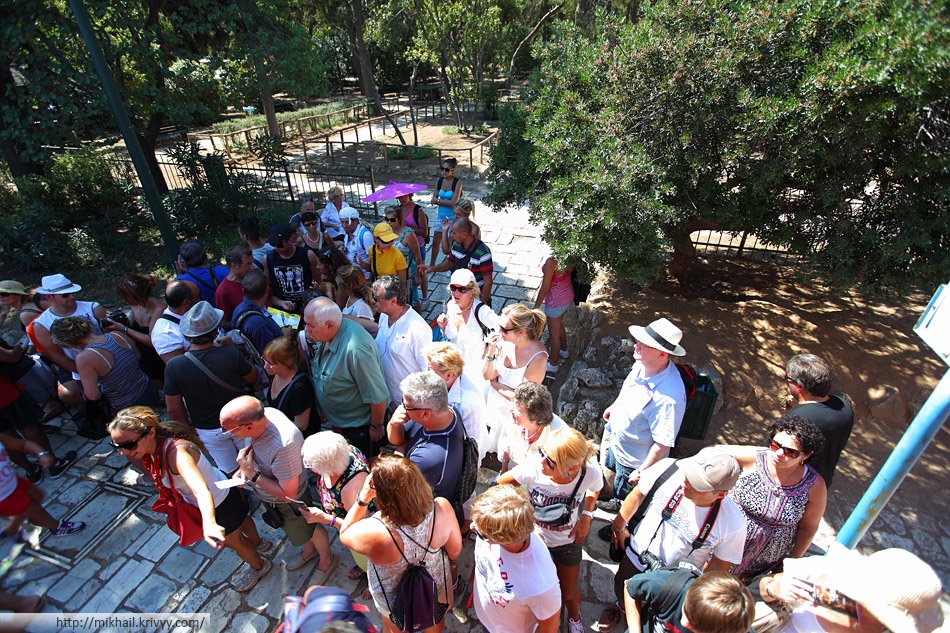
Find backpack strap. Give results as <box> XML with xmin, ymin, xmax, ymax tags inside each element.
<box><xmin>640</xmin><ymin>568</ymin><xmax>701</xmax><ymax>632</ymax></box>
<box><xmin>628</xmin><ymin>462</ymin><xmax>679</xmax><ymax>528</ymax></box>
<box><xmin>208</xmin><ymin>264</ymin><xmax>220</xmax><ymax>289</ymax></box>
<box><xmin>184</xmin><ymin>351</ymin><xmax>244</xmax><ymax>393</ymax></box>
<box><xmin>185</xmin><ymin>270</ymin><xmax>216</xmax><ymax>293</ymax></box>
<box><xmin>371</xmin><ymin>247</ymin><xmax>378</xmax><ymax>280</ymax></box>
<box><xmin>274</xmin><ymin>373</ymin><xmax>306</xmax><ymax>411</ymax></box>
<box><xmin>437</xmin><ymin>175</ymin><xmax>444</xmax><ymax>192</ymax></box>
<box><xmin>472</xmin><ymin>302</ymin><xmax>490</xmax><ymax>338</ymax></box>
<box><xmin>158</xmin><ymin>313</ymin><xmax>181</xmax><ymax>324</ymax></box>
<box><xmin>234</xmin><ymin>309</ymin><xmax>267</xmax><ymax>330</ymax></box>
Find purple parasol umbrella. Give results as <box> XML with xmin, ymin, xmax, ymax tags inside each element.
<box><xmin>361</xmin><ymin>180</ymin><xmax>428</xmax><ymax>202</ymax></box>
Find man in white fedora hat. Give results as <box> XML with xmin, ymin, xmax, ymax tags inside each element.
<box><xmin>31</xmin><ymin>274</ymin><xmax>108</xmax><ymax>407</ymax></box>
<box><xmin>597</xmin><ymin>317</ymin><xmax>687</xmax><ymax>520</ymax></box>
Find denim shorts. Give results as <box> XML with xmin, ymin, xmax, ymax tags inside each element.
<box><xmin>543</xmin><ymin>301</ymin><xmax>571</xmax><ymax>319</ymax></box>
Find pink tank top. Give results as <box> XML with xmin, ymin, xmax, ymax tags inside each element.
<box><xmin>403</xmin><ymin>204</ymin><xmax>426</xmax><ymax>249</ymax></box>
<box><xmin>545</xmin><ymin>268</ymin><xmax>574</xmax><ymax>308</ymax></box>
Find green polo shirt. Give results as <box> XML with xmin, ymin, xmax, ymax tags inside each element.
<box><xmin>312</xmin><ymin>318</ymin><xmax>389</xmax><ymax>428</ymax></box>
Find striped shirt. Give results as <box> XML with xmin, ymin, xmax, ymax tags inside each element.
<box><xmin>448</xmin><ymin>238</ymin><xmax>493</xmax><ymax>287</ymax></box>
<box><xmin>246</xmin><ymin>408</ymin><xmax>306</xmax><ymax>503</ymax></box>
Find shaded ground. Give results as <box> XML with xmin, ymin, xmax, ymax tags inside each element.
<box><xmin>584</xmin><ymin>255</ymin><xmax>949</xmax><ymax>555</ymax></box>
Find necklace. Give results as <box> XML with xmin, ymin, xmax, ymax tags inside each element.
<box><xmin>523</xmin><ymin>426</ymin><xmax>543</xmax><ymax>445</ymax></box>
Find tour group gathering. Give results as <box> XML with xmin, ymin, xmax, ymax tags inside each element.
<box><xmin>0</xmin><ymin>160</ymin><xmax>943</xmax><ymax>633</ymax></box>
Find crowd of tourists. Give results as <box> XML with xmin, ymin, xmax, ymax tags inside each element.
<box><xmin>0</xmin><ymin>162</ymin><xmax>942</xmax><ymax>633</ymax></box>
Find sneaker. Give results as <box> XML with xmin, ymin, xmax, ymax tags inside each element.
<box><xmin>232</xmin><ymin>558</ymin><xmax>272</xmax><ymax>592</ymax></box>
<box><xmin>285</xmin><ymin>547</ymin><xmax>319</xmax><ymax>571</ymax></box>
<box><xmin>48</xmin><ymin>451</ymin><xmax>77</xmax><ymax>478</ymax></box>
<box><xmin>559</xmin><ymin>349</ymin><xmax>570</xmax><ymax>359</ymax></box>
<box><xmin>52</xmin><ymin>520</ymin><xmax>85</xmax><ymax>536</ymax></box>
<box><xmin>546</xmin><ymin>362</ymin><xmax>559</xmax><ymax>373</ymax></box>
<box><xmin>597</xmin><ymin>605</ymin><xmax>624</xmax><ymax>633</ymax></box>
<box><xmin>568</xmin><ymin>617</ymin><xmax>585</xmax><ymax>633</ymax></box>
<box><xmin>596</xmin><ymin>498</ymin><xmax>621</xmax><ymax>513</ymax></box>
<box><xmin>255</xmin><ymin>539</ymin><xmax>273</xmax><ymax>554</ymax></box>
<box><xmin>25</xmin><ymin>464</ymin><xmax>42</xmax><ymax>484</ymax></box>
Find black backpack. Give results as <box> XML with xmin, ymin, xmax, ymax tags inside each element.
<box><xmin>448</xmin><ymin>405</ymin><xmax>479</xmax><ymax>526</ymax></box>
<box><xmin>636</xmin><ymin>560</ymin><xmax>702</xmax><ymax>633</ymax></box>
<box><xmin>373</xmin><ymin>517</ymin><xmax>445</xmax><ymax>632</ymax></box>
<box><xmin>570</xmin><ymin>266</ymin><xmax>592</xmax><ymax>305</ymax></box>
<box><xmin>674</xmin><ymin>363</ymin><xmax>697</xmax><ymax>400</ymax></box>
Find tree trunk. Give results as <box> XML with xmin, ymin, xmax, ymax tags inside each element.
<box><xmin>350</xmin><ymin>0</ymin><xmax>374</xmax><ymax>98</ymax></box>
<box><xmin>508</xmin><ymin>3</ymin><xmax>564</xmax><ymax>84</ymax></box>
<box><xmin>408</xmin><ymin>59</ymin><xmax>420</xmax><ymax>147</ymax></box>
<box><xmin>138</xmin><ymin>111</ymin><xmax>169</xmax><ymax>193</ymax></box>
<box><xmin>668</xmin><ymin>218</ymin><xmax>716</xmax><ymax>283</ymax></box>
<box><xmin>261</xmin><ymin>89</ymin><xmax>280</xmax><ymax>137</ymax></box>
<box><xmin>439</xmin><ymin>53</ymin><xmax>462</xmax><ymax>129</ymax></box>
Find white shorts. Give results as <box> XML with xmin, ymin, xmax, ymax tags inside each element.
<box><xmin>195</xmin><ymin>427</ymin><xmax>243</xmax><ymax>475</ymax></box>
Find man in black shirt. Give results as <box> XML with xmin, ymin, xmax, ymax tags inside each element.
<box><xmin>264</xmin><ymin>223</ymin><xmax>321</xmax><ymax>312</ymax></box>
<box><xmin>785</xmin><ymin>353</ymin><xmax>854</xmax><ymax>489</ymax></box>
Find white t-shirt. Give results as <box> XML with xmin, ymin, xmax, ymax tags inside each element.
<box><xmin>627</xmin><ymin>458</ymin><xmax>746</xmax><ymax>571</ymax></box>
<box><xmin>501</xmin><ymin>414</ymin><xmax>567</xmax><ymax>469</ymax></box>
<box><xmin>448</xmin><ymin>373</ymin><xmax>487</xmax><ymax>465</ymax></box>
<box><xmin>34</xmin><ymin>300</ymin><xmax>102</xmax><ymax>363</ymax></box>
<box><xmin>343</xmin><ymin>297</ymin><xmax>373</xmax><ymax>320</ymax></box>
<box><xmin>513</xmin><ymin>458</ymin><xmax>603</xmax><ymax>548</ymax></box>
<box><xmin>150</xmin><ymin>308</ymin><xmax>191</xmax><ymax>357</ymax></box>
<box><xmin>322</xmin><ymin>201</ymin><xmax>349</xmax><ymax>237</ymax></box>
<box><xmin>344</xmin><ymin>225</ymin><xmax>375</xmax><ymax>279</ymax></box>
<box><xmin>473</xmin><ymin>532</ymin><xmax>561</xmax><ymax>633</ymax></box>
<box><xmin>375</xmin><ymin>307</ymin><xmax>431</xmax><ymax>406</ymax></box>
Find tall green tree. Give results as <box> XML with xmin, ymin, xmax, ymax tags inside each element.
<box><xmin>488</xmin><ymin>0</ymin><xmax>950</xmax><ymax>292</ymax></box>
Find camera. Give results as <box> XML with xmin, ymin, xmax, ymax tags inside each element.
<box><xmin>638</xmin><ymin>550</ymin><xmax>664</xmax><ymax>571</ymax></box>
<box><xmin>103</xmin><ymin>310</ymin><xmax>130</xmax><ymax>328</ymax></box>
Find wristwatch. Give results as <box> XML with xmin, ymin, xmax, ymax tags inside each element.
<box><xmin>250</xmin><ymin>471</ymin><xmax>261</xmax><ymax>484</ymax></box>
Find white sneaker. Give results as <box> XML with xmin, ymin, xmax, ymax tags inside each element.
<box><xmin>559</xmin><ymin>349</ymin><xmax>569</xmax><ymax>359</ymax></box>
<box><xmin>232</xmin><ymin>559</ymin><xmax>272</xmax><ymax>592</ymax></box>
<box><xmin>546</xmin><ymin>362</ymin><xmax>559</xmax><ymax>373</ymax></box>
<box><xmin>255</xmin><ymin>539</ymin><xmax>273</xmax><ymax>554</ymax></box>
<box><xmin>568</xmin><ymin>617</ymin><xmax>585</xmax><ymax>633</ymax></box>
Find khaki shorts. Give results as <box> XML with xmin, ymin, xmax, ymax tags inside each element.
<box><xmin>268</xmin><ymin>487</ymin><xmax>317</xmax><ymax>546</ymax></box>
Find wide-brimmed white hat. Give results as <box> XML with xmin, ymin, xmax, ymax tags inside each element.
<box><xmin>628</xmin><ymin>317</ymin><xmax>685</xmax><ymax>356</ymax></box>
<box><xmin>832</xmin><ymin>545</ymin><xmax>943</xmax><ymax>633</ymax></box>
<box><xmin>37</xmin><ymin>274</ymin><xmax>82</xmax><ymax>295</ymax></box>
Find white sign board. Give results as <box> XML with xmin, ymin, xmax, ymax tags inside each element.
<box><xmin>914</xmin><ymin>284</ymin><xmax>950</xmax><ymax>366</ymax></box>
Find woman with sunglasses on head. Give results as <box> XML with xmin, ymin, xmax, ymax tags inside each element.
<box><xmin>435</xmin><ymin>268</ymin><xmax>500</xmax><ymax>398</ymax></box>
<box><xmin>482</xmin><ymin>304</ymin><xmax>548</xmax><ymax>456</ymax></box>
<box><xmin>383</xmin><ymin>204</ymin><xmax>423</xmax><ymax>309</ymax></box>
<box><xmin>429</xmin><ymin>158</ymin><xmax>462</xmax><ymax>268</ymax></box>
<box><xmin>108</xmin><ymin>406</ymin><xmax>273</xmax><ymax>592</ymax></box>
<box><xmin>262</xmin><ymin>336</ymin><xmax>317</xmax><ymax>436</ymax></box>
<box><xmin>496</xmin><ymin>427</ymin><xmax>602</xmax><ymax>633</ymax></box>
<box><xmin>717</xmin><ymin>413</ymin><xmax>827</xmax><ymax>582</ymax></box>
<box><xmin>113</xmin><ymin>274</ymin><xmax>167</xmax><ymax>387</ymax></box>
<box><xmin>439</xmin><ymin>197</ymin><xmax>480</xmax><ymax>255</ymax></box>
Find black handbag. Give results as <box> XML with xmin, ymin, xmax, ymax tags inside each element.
<box><xmin>0</xmin><ymin>341</ymin><xmax>34</xmax><ymax>382</ymax></box>
<box><xmin>532</xmin><ymin>466</ymin><xmax>587</xmax><ymax>528</ymax></box>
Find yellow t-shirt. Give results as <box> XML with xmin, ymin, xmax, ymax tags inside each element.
<box><xmin>370</xmin><ymin>245</ymin><xmax>407</xmax><ymax>277</ymax></box>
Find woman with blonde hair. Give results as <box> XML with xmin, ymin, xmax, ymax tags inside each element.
<box><xmin>440</xmin><ymin>197</ymin><xmax>480</xmax><ymax>254</ymax></box>
<box><xmin>108</xmin><ymin>407</ymin><xmax>272</xmax><ymax>592</ymax></box>
<box><xmin>339</xmin><ymin>455</ymin><xmax>462</xmax><ymax>633</ymax></box>
<box><xmin>497</xmin><ymin>428</ymin><xmax>603</xmax><ymax>633</ymax></box>
<box><xmin>470</xmin><ymin>485</ymin><xmax>561</xmax><ymax>633</ymax></box>
<box><xmin>482</xmin><ymin>303</ymin><xmax>548</xmax><ymax>455</ymax></box>
<box><xmin>50</xmin><ymin>316</ymin><xmax>159</xmax><ymax>413</ymax></box>
<box><xmin>262</xmin><ymin>337</ymin><xmax>316</xmax><ymax>435</ymax></box>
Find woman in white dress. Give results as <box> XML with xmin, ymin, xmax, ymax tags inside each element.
<box><xmin>435</xmin><ymin>268</ymin><xmax>499</xmax><ymax>397</ymax></box>
<box><xmin>334</xmin><ymin>265</ymin><xmax>377</xmax><ymax>334</ymax></box>
<box><xmin>482</xmin><ymin>303</ymin><xmax>548</xmax><ymax>456</ymax></box>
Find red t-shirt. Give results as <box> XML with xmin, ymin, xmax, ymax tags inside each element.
<box><xmin>214</xmin><ymin>278</ymin><xmax>245</xmax><ymax>322</ymax></box>
<box><xmin>0</xmin><ymin>375</ymin><xmax>23</xmax><ymax>410</ymax></box>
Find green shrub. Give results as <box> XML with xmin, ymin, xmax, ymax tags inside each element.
<box><xmin>167</xmin><ymin>60</ymin><xmax>227</xmax><ymax>126</ymax></box>
<box><xmin>386</xmin><ymin>144</ymin><xmax>439</xmax><ymax>160</ymax></box>
<box><xmin>442</xmin><ymin>125</ymin><xmax>460</xmax><ymax>135</ymax></box>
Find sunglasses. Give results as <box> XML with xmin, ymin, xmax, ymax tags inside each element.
<box><xmin>0</xmin><ymin>292</ymin><xmax>13</xmax><ymax>298</ymax></box>
<box><xmin>538</xmin><ymin>448</ymin><xmax>557</xmax><ymax>471</ymax></box>
<box><xmin>449</xmin><ymin>285</ymin><xmax>472</xmax><ymax>293</ymax></box>
<box><xmin>403</xmin><ymin>404</ymin><xmax>431</xmax><ymax>412</ymax></box>
<box><xmin>442</xmin><ymin>167</ymin><xmax>453</xmax><ymax>172</ymax></box>
<box><xmin>498</xmin><ymin>324</ymin><xmax>515</xmax><ymax>334</ymax></box>
<box><xmin>222</xmin><ymin>423</ymin><xmax>252</xmax><ymax>435</ymax></box>
<box><xmin>372</xmin><ymin>294</ymin><xmax>383</xmax><ymax>302</ymax></box>
<box><xmin>385</xmin><ymin>217</ymin><xmax>398</xmax><ymax>222</ymax></box>
<box><xmin>769</xmin><ymin>439</ymin><xmax>802</xmax><ymax>459</ymax></box>
<box><xmin>110</xmin><ymin>428</ymin><xmax>149</xmax><ymax>451</ymax></box>
<box><xmin>303</xmin><ymin>221</ymin><xmax>319</xmax><ymax>227</ymax></box>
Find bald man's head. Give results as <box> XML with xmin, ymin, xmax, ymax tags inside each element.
<box><xmin>166</xmin><ymin>279</ymin><xmax>199</xmax><ymax>310</ymax></box>
<box><xmin>220</xmin><ymin>395</ymin><xmax>266</xmax><ymax>431</ymax></box>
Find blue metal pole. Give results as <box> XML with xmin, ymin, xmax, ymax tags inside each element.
<box><xmin>835</xmin><ymin>368</ymin><xmax>950</xmax><ymax>548</ymax></box>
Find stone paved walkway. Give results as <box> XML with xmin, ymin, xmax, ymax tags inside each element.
<box><xmin>2</xmin><ymin>189</ymin><xmax>948</xmax><ymax>631</ymax></box>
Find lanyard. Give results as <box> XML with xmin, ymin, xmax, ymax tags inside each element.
<box><xmin>641</xmin><ymin>485</ymin><xmax>722</xmax><ymax>557</ymax></box>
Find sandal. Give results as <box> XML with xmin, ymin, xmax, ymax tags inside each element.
<box><xmin>597</xmin><ymin>604</ymin><xmax>624</xmax><ymax>633</ymax></box>
<box><xmin>361</xmin><ymin>587</ymin><xmax>372</xmax><ymax>601</ymax></box>
<box><xmin>348</xmin><ymin>564</ymin><xmax>366</xmax><ymax>580</ymax></box>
